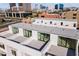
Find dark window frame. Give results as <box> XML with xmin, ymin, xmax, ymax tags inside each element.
<box><xmin>73</xmin><ymin>23</ymin><xmax>76</xmax><ymax>27</ymax></box>
<box><xmin>73</xmin><ymin>17</ymin><xmax>76</xmax><ymax>19</ymax></box>
<box><xmin>50</xmin><ymin>21</ymin><xmax>52</xmax><ymax>24</ymax></box>
<box><xmin>41</xmin><ymin>21</ymin><xmax>43</xmax><ymax>23</ymax></box>
<box><xmin>61</xmin><ymin>22</ymin><xmax>63</xmax><ymax>26</ymax></box>
<box><xmin>11</xmin><ymin>50</ymin><xmax>16</xmax><ymax>56</ymax></box>
<box><xmin>23</xmin><ymin>29</ymin><xmax>32</xmax><ymax>37</ymax></box>
<box><xmin>38</xmin><ymin>32</ymin><xmax>50</xmax><ymax>42</ymax></box>
<box><xmin>0</xmin><ymin>43</ymin><xmax>5</xmax><ymax>49</ymax></box>
<box><xmin>12</xmin><ymin>27</ymin><xmax>19</xmax><ymax>34</ymax></box>
<box><xmin>73</xmin><ymin>14</ymin><xmax>77</xmax><ymax>16</ymax></box>
<box><xmin>57</xmin><ymin>36</ymin><xmax>77</xmax><ymax>49</ymax></box>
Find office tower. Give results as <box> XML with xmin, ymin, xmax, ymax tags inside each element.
<box><xmin>59</xmin><ymin>4</ymin><xmax>64</xmax><ymax>10</ymax></box>
<box><xmin>9</xmin><ymin>3</ymin><xmax>17</xmax><ymax>12</ymax></box>
<box><xmin>40</xmin><ymin>4</ymin><xmax>46</xmax><ymax>9</ymax></box>
<box><xmin>55</xmin><ymin>4</ymin><xmax>64</xmax><ymax>10</ymax></box>
<box><xmin>35</xmin><ymin>4</ymin><xmax>38</xmax><ymax>9</ymax></box>
<box><xmin>55</xmin><ymin>4</ymin><xmax>58</xmax><ymax>9</ymax></box>
<box><xmin>18</xmin><ymin>3</ymin><xmax>31</xmax><ymax>12</ymax></box>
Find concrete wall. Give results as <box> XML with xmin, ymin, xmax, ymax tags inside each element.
<box><xmin>8</xmin><ymin>26</ymin><xmax>13</xmax><ymax>34</ymax></box>
<box><xmin>0</xmin><ymin>37</ymin><xmax>42</xmax><ymax>56</ymax></box>
<box><xmin>19</xmin><ymin>28</ymin><xmax>24</xmax><ymax>36</ymax></box>
<box><xmin>50</xmin><ymin>34</ymin><xmax>58</xmax><ymax>46</ymax></box>
<box><xmin>32</xmin><ymin>30</ymin><xmax>38</xmax><ymax>40</ymax></box>
<box><xmin>5</xmin><ymin>45</ymin><xmax>13</xmax><ymax>56</ymax></box>
<box><xmin>32</xmin><ymin>19</ymin><xmax>77</xmax><ymax>29</ymax></box>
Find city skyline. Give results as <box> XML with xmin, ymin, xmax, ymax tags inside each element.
<box><xmin>0</xmin><ymin>3</ymin><xmax>79</xmax><ymax>10</ymax></box>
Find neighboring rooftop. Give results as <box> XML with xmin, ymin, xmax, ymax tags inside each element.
<box><xmin>32</xmin><ymin>18</ymin><xmax>77</xmax><ymax>22</ymax></box>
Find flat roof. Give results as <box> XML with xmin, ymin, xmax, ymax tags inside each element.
<box><xmin>10</xmin><ymin>23</ymin><xmax>79</xmax><ymax>40</ymax></box>
<box><xmin>22</xmin><ymin>40</ymin><xmax>46</xmax><ymax>51</ymax></box>
<box><xmin>46</xmin><ymin>45</ymin><xmax>75</xmax><ymax>56</ymax></box>
<box><xmin>32</xmin><ymin>18</ymin><xmax>77</xmax><ymax>22</ymax></box>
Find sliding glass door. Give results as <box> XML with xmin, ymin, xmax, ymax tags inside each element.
<box><xmin>58</xmin><ymin>36</ymin><xmax>77</xmax><ymax>49</ymax></box>
<box><xmin>38</xmin><ymin>32</ymin><xmax>50</xmax><ymax>42</ymax></box>
<box><xmin>12</xmin><ymin>27</ymin><xmax>19</xmax><ymax>34</ymax></box>
<box><xmin>23</xmin><ymin>29</ymin><xmax>32</xmax><ymax>37</ymax></box>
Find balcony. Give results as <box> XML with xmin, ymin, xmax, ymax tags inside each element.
<box><xmin>45</xmin><ymin>45</ymin><xmax>75</xmax><ymax>56</ymax></box>
<box><xmin>0</xmin><ymin>30</ymin><xmax>49</xmax><ymax>52</ymax></box>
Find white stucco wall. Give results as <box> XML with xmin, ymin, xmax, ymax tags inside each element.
<box><xmin>50</xmin><ymin>34</ymin><xmax>58</xmax><ymax>46</ymax></box>
<box><xmin>8</xmin><ymin>26</ymin><xmax>13</xmax><ymax>34</ymax></box>
<box><xmin>32</xmin><ymin>19</ymin><xmax>77</xmax><ymax>29</ymax></box>
<box><xmin>0</xmin><ymin>37</ymin><xmax>42</xmax><ymax>56</ymax></box>
<box><xmin>32</xmin><ymin>30</ymin><xmax>38</xmax><ymax>40</ymax></box>
<box><xmin>16</xmin><ymin>50</ymin><xmax>23</xmax><ymax>56</ymax></box>
<box><xmin>4</xmin><ymin>45</ymin><xmax>13</xmax><ymax>56</ymax></box>
<box><xmin>19</xmin><ymin>28</ymin><xmax>23</xmax><ymax>36</ymax></box>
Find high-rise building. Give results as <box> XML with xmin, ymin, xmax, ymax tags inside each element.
<box><xmin>5</xmin><ymin>3</ymin><xmax>32</xmax><ymax>18</ymax></box>
<box><xmin>18</xmin><ymin>3</ymin><xmax>31</xmax><ymax>12</ymax></box>
<box><xmin>55</xmin><ymin>4</ymin><xmax>64</xmax><ymax>10</ymax></box>
<box><xmin>9</xmin><ymin>3</ymin><xmax>16</xmax><ymax>8</ymax></box>
<box><xmin>59</xmin><ymin>4</ymin><xmax>64</xmax><ymax>10</ymax></box>
<box><xmin>40</xmin><ymin>4</ymin><xmax>47</xmax><ymax>10</ymax></box>
<box><xmin>9</xmin><ymin>3</ymin><xmax>17</xmax><ymax>12</ymax></box>
<box><xmin>35</xmin><ymin>4</ymin><xmax>38</xmax><ymax>9</ymax></box>
<box><xmin>55</xmin><ymin>4</ymin><xmax>58</xmax><ymax>9</ymax></box>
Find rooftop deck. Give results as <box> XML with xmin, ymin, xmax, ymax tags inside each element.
<box><xmin>10</xmin><ymin>23</ymin><xmax>79</xmax><ymax>40</ymax></box>
<box><xmin>0</xmin><ymin>31</ymin><xmax>49</xmax><ymax>51</ymax></box>
<box><xmin>45</xmin><ymin>45</ymin><xmax>75</xmax><ymax>56</ymax></box>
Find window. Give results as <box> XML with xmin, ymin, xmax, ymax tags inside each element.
<box><xmin>0</xmin><ymin>43</ymin><xmax>5</xmax><ymax>49</ymax></box>
<box><xmin>32</xmin><ymin>20</ymin><xmax>35</xmax><ymax>22</ymax></box>
<box><xmin>45</xmin><ymin>23</ymin><xmax>47</xmax><ymax>24</ymax></box>
<box><xmin>23</xmin><ymin>29</ymin><xmax>32</xmax><ymax>37</ymax></box>
<box><xmin>63</xmin><ymin>17</ymin><xmax>66</xmax><ymax>19</ymax></box>
<box><xmin>61</xmin><ymin>22</ymin><xmax>63</xmax><ymax>26</ymax></box>
<box><xmin>65</xmin><ymin>25</ymin><xmax>68</xmax><ymax>26</ymax></box>
<box><xmin>38</xmin><ymin>32</ymin><xmax>50</xmax><ymax>42</ymax></box>
<box><xmin>12</xmin><ymin>27</ymin><xmax>19</xmax><ymax>34</ymax></box>
<box><xmin>41</xmin><ymin>21</ymin><xmax>43</xmax><ymax>23</ymax></box>
<box><xmin>73</xmin><ymin>17</ymin><xmax>76</xmax><ymax>19</ymax></box>
<box><xmin>73</xmin><ymin>23</ymin><xmax>76</xmax><ymax>27</ymax></box>
<box><xmin>50</xmin><ymin>21</ymin><xmax>52</xmax><ymax>24</ymax></box>
<box><xmin>41</xmin><ymin>16</ymin><xmax>45</xmax><ymax>18</ymax></box>
<box><xmin>37</xmin><ymin>22</ymin><xmax>39</xmax><ymax>23</ymax></box>
<box><xmin>19</xmin><ymin>3</ymin><xmax>23</xmax><ymax>6</ymax></box>
<box><xmin>11</xmin><ymin>50</ymin><xmax>16</xmax><ymax>56</ymax></box>
<box><xmin>1</xmin><ymin>54</ymin><xmax>6</xmax><ymax>56</ymax></box>
<box><xmin>73</xmin><ymin>14</ymin><xmax>77</xmax><ymax>16</ymax></box>
<box><xmin>9</xmin><ymin>13</ymin><xmax>12</xmax><ymax>17</ymax></box>
<box><xmin>58</xmin><ymin>36</ymin><xmax>76</xmax><ymax>49</ymax></box>
<box><xmin>78</xmin><ymin>45</ymin><xmax>79</xmax><ymax>54</ymax></box>
<box><xmin>16</xmin><ymin>13</ymin><xmax>20</xmax><ymax>17</ymax></box>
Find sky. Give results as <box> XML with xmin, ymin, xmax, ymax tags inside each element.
<box><xmin>0</xmin><ymin>3</ymin><xmax>79</xmax><ymax>10</ymax></box>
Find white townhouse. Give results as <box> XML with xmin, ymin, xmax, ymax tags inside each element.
<box><xmin>0</xmin><ymin>18</ymin><xmax>79</xmax><ymax>56</ymax></box>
